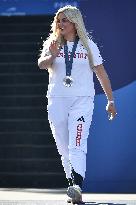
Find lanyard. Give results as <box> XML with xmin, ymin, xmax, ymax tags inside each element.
<box><xmin>64</xmin><ymin>36</ymin><xmax>79</xmax><ymax>76</ymax></box>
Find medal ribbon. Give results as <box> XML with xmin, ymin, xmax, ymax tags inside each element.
<box><xmin>64</xmin><ymin>36</ymin><xmax>79</xmax><ymax>76</ymax></box>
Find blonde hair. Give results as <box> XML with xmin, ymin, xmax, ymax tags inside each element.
<box><xmin>43</xmin><ymin>5</ymin><xmax>94</xmax><ymax>69</ymax></box>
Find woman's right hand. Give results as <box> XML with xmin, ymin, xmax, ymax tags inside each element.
<box><xmin>49</xmin><ymin>40</ymin><xmax>60</xmax><ymax>58</ymax></box>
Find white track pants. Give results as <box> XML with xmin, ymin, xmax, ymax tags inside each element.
<box><xmin>47</xmin><ymin>96</ymin><xmax>94</xmax><ymax>179</ymax></box>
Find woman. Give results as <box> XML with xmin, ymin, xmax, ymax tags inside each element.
<box><xmin>38</xmin><ymin>5</ymin><xmax>117</xmax><ymax>204</ymax></box>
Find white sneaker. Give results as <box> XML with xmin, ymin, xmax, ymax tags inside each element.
<box><xmin>67</xmin><ymin>185</ymin><xmax>82</xmax><ymax>202</ymax></box>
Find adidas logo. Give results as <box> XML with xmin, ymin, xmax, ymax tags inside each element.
<box><xmin>77</xmin><ymin>116</ymin><xmax>85</xmax><ymax>122</ymax></box>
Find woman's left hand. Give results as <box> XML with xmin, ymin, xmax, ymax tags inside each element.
<box><xmin>106</xmin><ymin>102</ymin><xmax>117</xmax><ymax>120</ymax></box>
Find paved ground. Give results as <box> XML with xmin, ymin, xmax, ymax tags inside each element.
<box><xmin>0</xmin><ymin>188</ymin><xmax>136</xmax><ymax>205</ymax></box>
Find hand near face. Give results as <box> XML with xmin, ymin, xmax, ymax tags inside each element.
<box><xmin>49</xmin><ymin>40</ymin><xmax>60</xmax><ymax>58</ymax></box>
